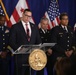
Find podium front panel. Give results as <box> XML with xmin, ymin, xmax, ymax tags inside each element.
<box><xmin>14</xmin><ymin>54</ymin><xmax>31</xmax><ymax>75</ymax></box>
<box><xmin>13</xmin><ymin>44</ymin><xmax>56</xmax><ymax>75</ymax></box>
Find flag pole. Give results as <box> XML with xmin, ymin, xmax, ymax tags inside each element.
<box><xmin>0</xmin><ymin>0</ymin><xmax>9</xmax><ymax>21</ymax></box>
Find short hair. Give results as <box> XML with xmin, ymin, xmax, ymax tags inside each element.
<box><xmin>59</xmin><ymin>13</ymin><xmax>68</xmax><ymax>20</ymax></box>
<box><xmin>23</xmin><ymin>9</ymin><xmax>31</xmax><ymax>14</ymax></box>
<box><xmin>54</xmin><ymin>57</ymin><xmax>71</xmax><ymax>75</ymax></box>
<box><xmin>40</xmin><ymin>17</ymin><xmax>48</xmax><ymax>23</ymax></box>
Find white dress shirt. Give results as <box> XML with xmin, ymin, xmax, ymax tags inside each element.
<box><xmin>21</xmin><ymin>21</ymin><xmax>31</xmax><ymax>36</ymax></box>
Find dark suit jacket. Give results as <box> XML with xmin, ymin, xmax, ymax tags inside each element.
<box><xmin>9</xmin><ymin>21</ymin><xmax>41</xmax><ymax>50</ymax></box>
<box><xmin>51</xmin><ymin>25</ymin><xmax>75</xmax><ymax>59</ymax></box>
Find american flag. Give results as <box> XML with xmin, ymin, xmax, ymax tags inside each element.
<box><xmin>0</xmin><ymin>3</ymin><xmax>5</xmax><ymax>15</ymax></box>
<box><xmin>0</xmin><ymin>2</ymin><xmax>8</xmax><ymax>25</ymax></box>
<box><xmin>45</xmin><ymin>0</ymin><xmax>60</xmax><ymax>29</ymax></box>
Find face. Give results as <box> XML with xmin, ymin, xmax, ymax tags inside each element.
<box><xmin>60</xmin><ymin>16</ymin><xmax>69</xmax><ymax>26</ymax></box>
<box><xmin>0</xmin><ymin>16</ymin><xmax>5</xmax><ymax>26</ymax></box>
<box><xmin>41</xmin><ymin>20</ymin><xmax>48</xmax><ymax>30</ymax></box>
<box><xmin>22</xmin><ymin>11</ymin><xmax>32</xmax><ymax>23</ymax></box>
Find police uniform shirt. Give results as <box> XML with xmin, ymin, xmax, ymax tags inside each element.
<box><xmin>51</xmin><ymin>25</ymin><xmax>75</xmax><ymax>57</ymax></box>
<box><xmin>61</xmin><ymin>25</ymin><xmax>68</xmax><ymax>32</ymax></box>
<box><xmin>0</xmin><ymin>26</ymin><xmax>10</xmax><ymax>52</ymax></box>
<box><xmin>39</xmin><ymin>28</ymin><xmax>51</xmax><ymax>43</ymax></box>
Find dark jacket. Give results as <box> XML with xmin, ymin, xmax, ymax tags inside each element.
<box><xmin>9</xmin><ymin>21</ymin><xmax>41</xmax><ymax>50</ymax></box>
<box><xmin>39</xmin><ymin>28</ymin><xmax>51</xmax><ymax>43</ymax></box>
<box><xmin>51</xmin><ymin>25</ymin><xmax>75</xmax><ymax>58</ymax></box>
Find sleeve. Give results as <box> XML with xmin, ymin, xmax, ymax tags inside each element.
<box><xmin>71</xmin><ymin>31</ymin><xmax>76</xmax><ymax>51</ymax></box>
<box><xmin>9</xmin><ymin>25</ymin><xmax>19</xmax><ymax>50</ymax></box>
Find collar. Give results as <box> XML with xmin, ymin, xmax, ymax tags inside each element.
<box><xmin>61</xmin><ymin>25</ymin><xmax>68</xmax><ymax>32</ymax></box>
<box><xmin>21</xmin><ymin>20</ymin><xmax>29</xmax><ymax>25</ymax></box>
<box><xmin>61</xmin><ymin>25</ymin><xmax>67</xmax><ymax>28</ymax></box>
<box><xmin>41</xmin><ymin>28</ymin><xmax>47</xmax><ymax>33</ymax></box>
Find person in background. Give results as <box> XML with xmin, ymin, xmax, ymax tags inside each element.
<box><xmin>38</xmin><ymin>17</ymin><xmax>53</xmax><ymax>75</ymax></box>
<box><xmin>39</xmin><ymin>17</ymin><xmax>51</xmax><ymax>43</ymax></box>
<box><xmin>9</xmin><ymin>9</ymin><xmax>41</xmax><ymax>75</ymax></box>
<box><xmin>54</xmin><ymin>57</ymin><xmax>72</xmax><ymax>75</ymax></box>
<box><xmin>51</xmin><ymin>13</ymin><xmax>76</xmax><ymax>73</ymax></box>
<box><xmin>0</xmin><ymin>14</ymin><xmax>10</xmax><ymax>75</ymax></box>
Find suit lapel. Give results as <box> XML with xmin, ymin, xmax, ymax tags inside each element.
<box><xmin>41</xmin><ymin>28</ymin><xmax>45</xmax><ymax>34</ymax></box>
<box><xmin>19</xmin><ymin>22</ymin><xmax>36</xmax><ymax>42</ymax></box>
<box><xmin>59</xmin><ymin>25</ymin><xmax>67</xmax><ymax>33</ymax></box>
<box><xmin>29</xmin><ymin>22</ymin><xmax>34</xmax><ymax>42</ymax></box>
<box><xmin>18</xmin><ymin>21</ymin><xmax>27</xmax><ymax>37</ymax></box>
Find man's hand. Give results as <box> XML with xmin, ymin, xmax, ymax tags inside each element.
<box><xmin>65</xmin><ymin>50</ymin><xmax>73</xmax><ymax>57</ymax></box>
<box><xmin>0</xmin><ymin>51</ymin><xmax>7</xmax><ymax>58</ymax></box>
<box><xmin>47</xmin><ymin>48</ymin><xmax>52</xmax><ymax>56</ymax></box>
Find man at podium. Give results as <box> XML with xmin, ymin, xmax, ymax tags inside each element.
<box><xmin>9</xmin><ymin>9</ymin><xmax>41</xmax><ymax>75</ymax></box>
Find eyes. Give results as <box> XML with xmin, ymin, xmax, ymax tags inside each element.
<box><xmin>62</xmin><ymin>18</ymin><xmax>69</xmax><ymax>20</ymax></box>
<box><xmin>24</xmin><ymin>14</ymin><xmax>32</xmax><ymax>18</ymax></box>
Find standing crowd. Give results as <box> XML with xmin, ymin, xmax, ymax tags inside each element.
<box><xmin>0</xmin><ymin>9</ymin><xmax>76</xmax><ymax>75</ymax></box>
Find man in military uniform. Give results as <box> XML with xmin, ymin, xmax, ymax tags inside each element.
<box><xmin>39</xmin><ymin>17</ymin><xmax>51</xmax><ymax>43</ymax></box>
<box><xmin>0</xmin><ymin>14</ymin><xmax>10</xmax><ymax>75</ymax></box>
<box><xmin>51</xmin><ymin>13</ymin><xmax>76</xmax><ymax>65</ymax></box>
<box><xmin>38</xmin><ymin>17</ymin><xmax>53</xmax><ymax>75</ymax></box>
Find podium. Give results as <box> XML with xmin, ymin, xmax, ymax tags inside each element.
<box><xmin>13</xmin><ymin>43</ymin><xmax>56</xmax><ymax>75</ymax></box>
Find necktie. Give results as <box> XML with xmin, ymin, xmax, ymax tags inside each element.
<box><xmin>26</xmin><ymin>24</ymin><xmax>30</xmax><ymax>41</ymax></box>
<box><xmin>64</xmin><ymin>26</ymin><xmax>67</xmax><ymax>32</ymax></box>
<box><xmin>44</xmin><ymin>30</ymin><xmax>47</xmax><ymax>34</ymax></box>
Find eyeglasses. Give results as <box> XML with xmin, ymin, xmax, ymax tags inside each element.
<box><xmin>62</xmin><ymin>18</ymin><xmax>69</xmax><ymax>20</ymax></box>
<box><xmin>24</xmin><ymin>14</ymin><xmax>32</xmax><ymax>18</ymax></box>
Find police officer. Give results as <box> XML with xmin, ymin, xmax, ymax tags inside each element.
<box><xmin>39</xmin><ymin>17</ymin><xmax>51</xmax><ymax>43</ymax></box>
<box><xmin>0</xmin><ymin>14</ymin><xmax>10</xmax><ymax>75</ymax></box>
<box><xmin>38</xmin><ymin>17</ymin><xmax>53</xmax><ymax>75</ymax></box>
<box><xmin>51</xmin><ymin>13</ymin><xmax>76</xmax><ymax>65</ymax></box>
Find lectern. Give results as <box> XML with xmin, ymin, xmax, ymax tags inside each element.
<box><xmin>13</xmin><ymin>43</ymin><xmax>56</xmax><ymax>75</ymax></box>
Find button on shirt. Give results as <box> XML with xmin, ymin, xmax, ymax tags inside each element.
<box><xmin>21</xmin><ymin>21</ymin><xmax>31</xmax><ymax>37</ymax></box>
<box><xmin>0</xmin><ymin>26</ymin><xmax>10</xmax><ymax>52</ymax></box>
